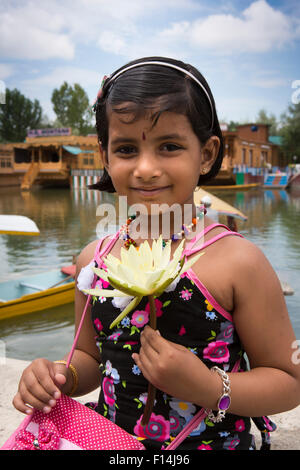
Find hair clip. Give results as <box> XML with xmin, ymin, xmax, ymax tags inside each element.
<box><xmin>92</xmin><ymin>75</ymin><xmax>110</xmax><ymax>112</ymax></box>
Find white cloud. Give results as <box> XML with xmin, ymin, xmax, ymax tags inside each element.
<box><xmin>98</xmin><ymin>31</ymin><xmax>127</xmax><ymax>56</ymax></box>
<box><xmin>0</xmin><ymin>0</ymin><xmax>199</xmax><ymax>61</ymax></box>
<box><xmin>0</xmin><ymin>64</ymin><xmax>15</xmax><ymax>80</ymax></box>
<box><xmin>158</xmin><ymin>0</ymin><xmax>297</xmax><ymax>55</ymax></box>
<box><xmin>250</xmin><ymin>77</ymin><xmax>289</xmax><ymax>89</ymax></box>
<box><xmin>22</xmin><ymin>66</ymin><xmax>102</xmax><ymax>90</ymax></box>
<box><xmin>0</xmin><ymin>3</ymin><xmax>74</xmax><ymax>60</ymax></box>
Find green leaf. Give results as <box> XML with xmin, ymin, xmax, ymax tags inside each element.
<box><xmin>163</xmin><ymin>300</ymin><xmax>171</xmax><ymax>307</ymax></box>
<box><xmin>205</xmin><ymin>418</ymin><xmax>215</xmax><ymax>427</ymax></box>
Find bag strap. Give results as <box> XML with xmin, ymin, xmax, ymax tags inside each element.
<box><xmin>66</xmin><ymin>233</ymin><xmax>119</xmax><ymax>367</ymax></box>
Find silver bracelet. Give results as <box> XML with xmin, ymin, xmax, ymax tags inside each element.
<box><xmin>206</xmin><ymin>366</ymin><xmax>231</xmax><ymax>423</ymax></box>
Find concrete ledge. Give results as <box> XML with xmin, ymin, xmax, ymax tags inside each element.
<box><xmin>1</xmin><ymin>358</ymin><xmax>299</xmax><ymax>450</ymax></box>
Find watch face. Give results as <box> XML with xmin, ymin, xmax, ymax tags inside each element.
<box><xmin>218</xmin><ymin>394</ymin><xmax>231</xmax><ymax>411</ymax></box>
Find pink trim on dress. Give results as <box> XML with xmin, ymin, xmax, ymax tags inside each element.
<box><xmin>185</xmin><ymin>231</ymin><xmax>243</xmax><ymax>256</ymax></box>
<box><xmin>93</xmin><ymin>231</ymin><xmax>120</xmax><ymax>266</ymax></box>
<box><xmin>186</xmin><ymin>268</ymin><xmax>233</xmax><ymax>323</ymax></box>
<box><xmin>184</xmin><ymin>223</ymin><xmax>230</xmax><ymax>254</ymax></box>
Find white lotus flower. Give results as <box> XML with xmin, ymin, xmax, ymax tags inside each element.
<box><xmin>83</xmin><ymin>236</ymin><xmax>203</xmax><ymax>329</ymax></box>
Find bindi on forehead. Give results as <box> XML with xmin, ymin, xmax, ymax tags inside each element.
<box><xmin>142</xmin><ymin>132</ymin><xmax>146</xmax><ymax>141</ymax></box>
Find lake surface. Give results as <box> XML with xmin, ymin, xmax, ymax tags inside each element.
<box><xmin>0</xmin><ymin>185</ymin><xmax>299</xmax><ymax>361</ymax></box>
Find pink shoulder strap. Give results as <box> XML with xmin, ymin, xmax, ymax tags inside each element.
<box><xmin>93</xmin><ymin>230</ymin><xmax>120</xmax><ymax>266</ymax></box>
<box><xmin>184</xmin><ymin>223</ymin><xmax>243</xmax><ymax>257</ymax></box>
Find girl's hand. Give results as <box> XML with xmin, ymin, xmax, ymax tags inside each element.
<box><xmin>132</xmin><ymin>326</ymin><xmax>220</xmax><ymax>408</ymax></box>
<box><xmin>12</xmin><ymin>358</ymin><xmax>71</xmax><ymax>415</ymax></box>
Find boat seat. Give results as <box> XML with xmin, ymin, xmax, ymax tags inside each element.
<box><xmin>61</xmin><ymin>265</ymin><xmax>76</xmax><ymax>277</ymax></box>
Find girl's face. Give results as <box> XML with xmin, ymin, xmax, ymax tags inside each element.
<box><xmin>103</xmin><ymin>108</ymin><xmax>219</xmax><ymax>213</ymax></box>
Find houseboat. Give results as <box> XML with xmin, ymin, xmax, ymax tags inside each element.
<box><xmin>0</xmin><ymin>128</ymin><xmax>103</xmax><ymax>190</ymax></box>
<box><xmin>204</xmin><ymin>123</ymin><xmax>287</xmax><ymax>188</ymax></box>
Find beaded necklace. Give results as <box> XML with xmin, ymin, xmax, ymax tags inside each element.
<box><xmin>120</xmin><ymin>205</ymin><xmax>207</xmax><ymax>249</ymax></box>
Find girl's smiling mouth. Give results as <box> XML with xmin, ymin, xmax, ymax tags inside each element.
<box><xmin>131</xmin><ymin>186</ymin><xmax>171</xmax><ymax>196</ymax></box>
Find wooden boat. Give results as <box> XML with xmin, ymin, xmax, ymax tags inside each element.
<box><xmin>202</xmin><ymin>183</ymin><xmax>261</xmax><ymax>191</ymax></box>
<box><xmin>263</xmin><ymin>173</ymin><xmax>288</xmax><ymax>189</ymax></box>
<box><xmin>287</xmin><ymin>171</ymin><xmax>300</xmax><ymax>190</ymax></box>
<box><xmin>0</xmin><ymin>215</ymin><xmax>40</xmax><ymax>236</ymax></box>
<box><xmin>0</xmin><ymin>266</ymin><xmax>76</xmax><ymax>321</ymax></box>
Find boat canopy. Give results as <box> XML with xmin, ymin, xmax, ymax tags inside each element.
<box><xmin>63</xmin><ymin>145</ymin><xmax>94</xmax><ymax>155</ymax></box>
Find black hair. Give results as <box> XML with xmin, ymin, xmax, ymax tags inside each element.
<box><xmin>90</xmin><ymin>56</ymin><xmax>223</xmax><ymax>192</ymax></box>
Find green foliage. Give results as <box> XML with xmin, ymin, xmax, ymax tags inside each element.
<box><xmin>0</xmin><ymin>88</ymin><xmax>42</xmax><ymax>142</ymax></box>
<box><xmin>51</xmin><ymin>82</ymin><xmax>94</xmax><ymax>135</ymax></box>
<box><xmin>279</xmin><ymin>102</ymin><xmax>300</xmax><ymax>163</ymax></box>
<box><xmin>255</xmin><ymin>109</ymin><xmax>278</xmax><ymax>136</ymax></box>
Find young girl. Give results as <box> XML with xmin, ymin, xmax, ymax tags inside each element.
<box><xmin>13</xmin><ymin>57</ymin><xmax>300</xmax><ymax>450</ymax></box>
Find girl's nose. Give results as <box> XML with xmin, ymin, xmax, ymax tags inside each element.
<box><xmin>133</xmin><ymin>152</ymin><xmax>162</xmax><ymax>180</ymax></box>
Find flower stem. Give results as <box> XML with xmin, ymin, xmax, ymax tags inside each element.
<box><xmin>141</xmin><ymin>294</ymin><xmax>157</xmax><ymax>426</ymax></box>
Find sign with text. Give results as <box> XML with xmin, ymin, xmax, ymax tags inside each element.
<box><xmin>27</xmin><ymin>128</ymin><xmax>72</xmax><ymax>138</ymax></box>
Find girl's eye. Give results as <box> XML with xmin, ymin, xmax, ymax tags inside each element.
<box><xmin>160</xmin><ymin>143</ymin><xmax>182</xmax><ymax>152</ymax></box>
<box><xmin>115</xmin><ymin>145</ymin><xmax>137</xmax><ymax>156</ymax></box>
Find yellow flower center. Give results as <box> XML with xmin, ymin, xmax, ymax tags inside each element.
<box><xmin>178</xmin><ymin>402</ymin><xmax>188</xmax><ymax>411</ymax></box>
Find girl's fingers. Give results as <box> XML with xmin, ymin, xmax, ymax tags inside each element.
<box><xmin>36</xmin><ymin>362</ymin><xmax>63</xmax><ymax>397</ymax></box>
<box><xmin>13</xmin><ymin>388</ymin><xmax>54</xmax><ymax>414</ymax></box>
<box><xmin>12</xmin><ymin>391</ymin><xmax>34</xmax><ymax>415</ymax></box>
<box><xmin>23</xmin><ymin>370</ymin><xmax>56</xmax><ymax>404</ymax></box>
<box><xmin>141</xmin><ymin>327</ymin><xmax>165</xmax><ymax>353</ymax></box>
<box><xmin>140</xmin><ymin>332</ymin><xmax>160</xmax><ymax>362</ymax></box>
<box><xmin>17</xmin><ymin>370</ymin><xmax>60</xmax><ymax>412</ymax></box>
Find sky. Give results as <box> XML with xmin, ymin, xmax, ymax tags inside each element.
<box><xmin>0</xmin><ymin>0</ymin><xmax>300</xmax><ymax>126</ymax></box>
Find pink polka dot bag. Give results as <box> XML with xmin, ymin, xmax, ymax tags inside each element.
<box><xmin>1</xmin><ymin>393</ymin><xmax>147</xmax><ymax>450</ymax></box>
<box><xmin>1</xmin><ymin>286</ymin><xmax>207</xmax><ymax>451</ymax></box>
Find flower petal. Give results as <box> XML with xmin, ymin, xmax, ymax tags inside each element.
<box><xmin>92</xmin><ymin>267</ymin><xmax>109</xmax><ymax>282</ymax></box>
<box><xmin>179</xmin><ymin>252</ymin><xmax>204</xmax><ymax>274</ymax></box>
<box><xmin>108</xmin><ymin>276</ymin><xmax>148</xmax><ymax>296</ymax></box>
<box><xmin>82</xmin><ymin>288</ymin><xmax>128</xmax><ymax>297</ymax></box>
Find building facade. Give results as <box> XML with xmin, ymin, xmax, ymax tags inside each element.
<box><xmin>0</xmin><ymin>133</ymin><xmax>102</xmax><ymax>189</ymax></box>
<box><xmin>222</xmin><ymin>123</ymin><xmax>285</xmax><ymax>170</ymax></box>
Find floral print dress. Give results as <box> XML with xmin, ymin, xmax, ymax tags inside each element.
<box><xmin>85</xmin><ymin>227</ymin><xmax>275</xmax><ymax>450</ymax></box>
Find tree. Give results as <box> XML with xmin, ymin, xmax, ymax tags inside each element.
<box><xmin>0</xmin><ymin>88</ymin><xmax>42</xmax><ymax>142</ymax></box>
<box><xmin>227</xmin><ymin>120</ymin><xmax>240</xmax><ymax>131</ymax></box>
<box><xmin>255</xmin><ymin>109</ymin><xmax>279</xmax><ymax>136</ymax></box>
<box><xmin>51</xmin><ymin>82</ymin><xmax>94</xmax><ymax>135</ymax></box>
<box><xmin>279</xmin><ymin>102</ymin><xmax>300</xmax><ymax>163</ymax></box>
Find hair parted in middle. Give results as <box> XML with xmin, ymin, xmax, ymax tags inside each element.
<box><xmin>90</xmin><ymin>56</ymin><xmax>224</xmax><ymax>193</ymax></box>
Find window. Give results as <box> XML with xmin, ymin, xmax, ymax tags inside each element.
<box><xmin>14</xmin><ymin>148</ymin><xmax>31</xmax><ymax>163</ymax></box>
<box><xmin>249</xmin><ymin>149</ymin><xmax>253</xmax><ymax>167</ymax></box>
<box><xmin>242</xmin><ymin>148</ymin><xmax>246</xmax><ymax>164</ymax></box>
<box><xmin>0</xmin><ymin>158</ymin><xmax>12</xmax><ymax>167</ymax></box>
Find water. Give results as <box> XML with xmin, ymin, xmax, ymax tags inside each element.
<box><xmin>0</xmin><ymin>186</ymin><xmax>299</xmax><ymax>361</ymax></box>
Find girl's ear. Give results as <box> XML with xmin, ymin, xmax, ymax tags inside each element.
<box><xmin>98</xmin><ymin>142</ymin><xmax>109</xmax><ymax>174</ymax></box>
<box><xmin>200</xmin><ymin>136</ymin><xmax>220</xmax><ymax>175</ymax></box>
